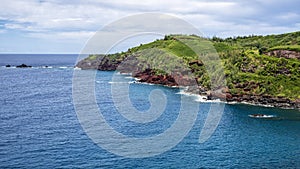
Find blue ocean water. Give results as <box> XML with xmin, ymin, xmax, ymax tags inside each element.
<box><xmin>0</xmin><ymin>54</ymin><xmax>299</xmax><ymax>168</ymax></box>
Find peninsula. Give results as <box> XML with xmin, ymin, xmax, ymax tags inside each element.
<box><xmin>76</xmin><ymin>31</ymin><xmax>300</xmax><ymax>109</ymax></box>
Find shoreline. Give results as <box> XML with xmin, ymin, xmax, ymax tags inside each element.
<box><xmin>179</xmin><ymin>88</ymin><xmax>298</xmax><ymax>110</ymax></box>
<box><xmin>75</xmin><ymin>56</ymin><xmax>300</xmax><ymax>110</ymax></box>
<box><xmin>119</xmin><ymin>72</ymin><xmax>300</xmax><ymax>110</ymax></box>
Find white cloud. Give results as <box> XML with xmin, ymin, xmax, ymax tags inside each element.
<box><xmin>0</xmin><ymin>0</ymin><xmax>126</xmax><ymax>32</ymax></box>
<box><xmin>0</xmin><ymin>0</ymin><xmax>299</xmax><ymax>53</ymax></box>
<box><xmin>277</xmin><ymin>12</ymin><xmax>299</xmax><ymax>20</ymax></box>
<box><xmin>27</xmin><ymin>31</ymin><xmax>96</xmax><ymax>41</ymax></box>
<box><xmin>1</xmin><ymin>0</ymin><xmax>299</xmax><ymax>36</ymax></box>
<box><xmin>0</xmin><ymin>0</ymin><xmax>257</xmax><ymax>33</ymax></box>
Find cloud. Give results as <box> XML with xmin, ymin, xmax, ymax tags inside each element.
<box><xmin>0</xmin><ymin>0</ymin><xmax>300</xmax><ymax>53</ymax></box>
<box><xmin>1</xmin><ymin>0</ymin><xmax>299</xmax><ymax>35</ymax></box>
<box><xmin>0</xmin><ymin>0</ymin><xmax>127</xmax><ymax>32</ymax></box>
<box><xmin>27</xmin><ymin>31</ymin><xmax>95</xmax><ymax>41</ymax></box>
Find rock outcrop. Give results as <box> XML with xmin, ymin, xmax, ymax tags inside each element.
<box><xmin>132</xmin><ymin>68</ymin><xmax>197</xmax><ymax>87</ymax></box>
<box><xmin>265</xmin><ymin>50</ymin><xmax>300</xmax><ymax>60</ymax></box>
<box><xmin>76</xmin><ymin>55</ymin><xmax>121</xmax><ymax>70</ymax></box>
<box><xmin>16</xmin><ymin>64</ymin><xmax>32</xmax><ymax>68</ymax></box>
<box><xmin>226</xmin><ymin>93</ymin><xmax>300</xmax><ymax>109</ymax></box>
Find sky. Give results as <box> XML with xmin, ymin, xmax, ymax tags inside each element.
<box><xmin>0</xmin><ymin>0</ymin><xmax>300</xmax><ymax>53</ymax></box>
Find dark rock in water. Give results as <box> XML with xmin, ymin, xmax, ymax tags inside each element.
<box><xmin>16</xmin><ymin>64</ymin><xmax>32</xmax><ymax>68</ymax></box>
<box><xmin>5</xmin><ymin>64</ymin><xmax>11</xmax><ymax>67</ymax></box>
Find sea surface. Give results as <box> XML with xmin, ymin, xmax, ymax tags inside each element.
<box><xmin>0</xmin><ymin>54</ymin><xmax>299</xmax><ymax>168</ymax></box>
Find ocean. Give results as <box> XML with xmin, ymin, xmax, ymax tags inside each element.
<box><xmin>0</xmin><ymin>54</ymin><xmax>299</xmax><ymax>168</ymax></box>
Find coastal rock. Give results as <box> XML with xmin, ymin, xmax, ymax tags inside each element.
<box><xmin>225</xmin><ymin>93</ymin><xmax>232</xmax><ymax>99</ymax></box>
<box><xmin>131</xmin><ymin>68</ymin><xmax>200</xmax><ymax>87</ymax></box>
<box><xmin>5</xmin><ymin>65</ymin><xmax>11</xmax><ymax>67</ymax></box>
<box><xmin>98</xmin><ymin>59</ymin><xmax>121</xmax><ymax>70</ymax></box>
<box><xmin>76</xmin><ymin>55</ymin><xmax>122</xmax><ymax>70</ymax></box>
<box><xmin>174</xmin><ymin>76</ymin><xmax>195</xmax><ymax>86</ymax></box>
<box><xmin>16</xmin><ymin>64</ymin><xmax>32</xmax><ymax>68</ymax></box>
<box><xmin>141</xmin><ymin>74</ymin><xmax>178</xmax><ymax>86</ymax></box>
<box><xmin>221</xmin><ymin>87</ymin><xmax>230</xmax><ymax>93</ymax></box>
<box><xmin>185</xmin><ymin>86</ymin><xmax>202</xmax><ymax>95</ymax></box>
<box><xmin>76</xmin><ymin>58</ymin><xmax>103</xmax><ymax>69</ymax></box>
<box><xmin>223</xmin><ymin>93</ymin><xmax>300</xmax><ymax>109</ymax></box>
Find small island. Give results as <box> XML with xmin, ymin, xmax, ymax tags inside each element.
<box><xmin>76</xmin><ymin>31</ymin><xmax>300</xmax><ymax>109</ymax></box>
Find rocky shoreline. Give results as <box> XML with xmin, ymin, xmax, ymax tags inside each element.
<box><xmin>132</xmin><ymin>69</ymin><xmax>300</xmax><ymax>109</ymax></box>
<box><xmin>76</xmin><ymin>57</ymin><xmax>300</xmax><ymax>110</ymax></box>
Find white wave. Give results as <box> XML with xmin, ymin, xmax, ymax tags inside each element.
<box><xmin>144</xmin><ymin>82</ymin><xmax>154</xmax><ymax>85</ymax></box>
<box><xmin>108</xmin><ymin>81</ymin><xmax>133</xmax><ymax>84</ymax></box>
<box><xmin>176</xmin><ymin>88</ymin><xmax>287</xmax><ymax>108</ymax></box>
<box><xmin>195</xmin><ymin>96</ymin><xmax>209</xmax><ymax>102</ymax></box>
<box><xmin>175</xmin><ymin>89</ymin><xmax>198</xmax><ymax>97</ymax></box>
<box><xmin>129</xmin><ymin>81</ymin><xmax>155</xmax><ymax>86</ymax></box>
<box><xmin>227</xmin><ymin>100</ymin><xmax>276</xmax><ymax>108</ymax></box>
<box><xmin>120</xmin><ymin>72</ymin><xmax>132</xmax><ymax>76</ymax></box>
<box><xmin>176</xmin><ymin>89</ymin><xmax>224</xmax><ymax>103</ymax></box>
<box><xmin>74</xmin><ymin>67</ymin><xmax>81</xmax><ymax>70</ymax></box>
<box><xmin>115</xmin><ymin>72</ymin><xmax>132</xmax><ymax>76</ymax></box>
<box><xmin>59</xmin><ymin>66</ymin><xmax>69</xmax><ymax>69</ymax></box>
<box><xmin>227</xmin><ymin>101</ymin><xmax>238</xmax><ymax>105</ymax></box>
<box><xmin>2</xmin><ymin>66</ymin><xmax>16</xmax><ymax>68</ymax></box>
<box><xmin>42</xmin><ymin>66</ymin><xmax>53</xmax><ymax>69</ymax></box>
<box><xmin>195</xmin><ymin>97</ymin><xmax>222</xmax><ymax>103</ymax></box>
<box><xmin>240</xmin><ymin>101</ymin><xmax>274</xmax><ymax>108</ymax></box>
<box><xmin>176</xmin><ymin>90</ymin><xmax>186</xmax><ymax>95</ymax></box>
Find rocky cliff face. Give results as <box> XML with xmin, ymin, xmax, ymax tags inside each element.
<box><xmin>132</xmin><ymin>69</ymin><xmax>197</xmax><ymax>87</ymax></box>
<box><xmin>266</xmin><ymin>50</ymin><xmax>300</xmax><ymax>60</ymax></box>
<box><xmin>76</xmin><ymin>55</ymin><xmax>121</xmax><ymax>70</ymax></box>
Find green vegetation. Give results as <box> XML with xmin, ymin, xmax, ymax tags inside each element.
<box><xmin>86</xmin><ymin>31</ymin><xmax>300</xmax><ymax>100</ymax></box>
<box><xmin>211</xmin><ymin>31</ymin><xmax>300</xmax><ymax>100</ymax></box>
<box><xmin>268</xmin><ymin>45</ymin><xmax>300</xmax><ymax>52</ymax></box>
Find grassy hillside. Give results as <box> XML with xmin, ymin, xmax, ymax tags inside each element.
<box><xmin>84</xmin><ymin>31</ymin><xmax>300</xmax><ymax>100</ymax></box>
<box><xmin>211</xmin><ymin>32</ymin><xmax>300</xmax><ymax>100</ymax></box>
